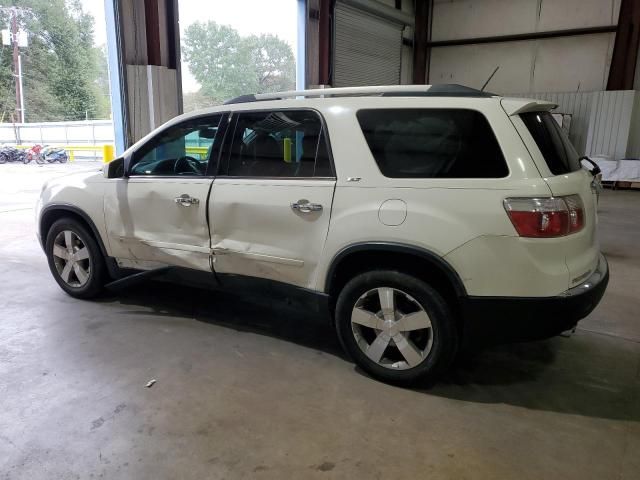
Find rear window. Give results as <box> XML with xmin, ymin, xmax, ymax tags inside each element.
<box><xmin>520</xmin><ymin>111</ymin><xmax>580</xmax><ymax>175</ymax></box>
<box><xmin>356</xmin><ymin>109</ymin><xmax>508</xmax><ymax>178</ymax></box>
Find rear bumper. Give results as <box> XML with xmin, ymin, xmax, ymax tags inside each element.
<box><xmin>461</xmin><ymin>254</ymin><xmax>609</xmax><ymax>347</ymax></box>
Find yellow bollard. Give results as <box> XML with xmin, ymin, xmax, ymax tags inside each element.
<box><xmin>102</xmin><ymin>144</ymin><xmax>115</xmax><ymax>163</ymax></box>
<box><xmin>69</xmin><ymin>150</ymin><xmax>75</xmax><ymax>162</ymax></box>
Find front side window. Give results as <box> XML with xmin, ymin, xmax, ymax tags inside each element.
<box><xmin>220</xmin><ymin>110</ymin><xmax>332</xmax><ymax>178</ymax></box>
<box><xmin>130</xmin><ymin>115</ymin><xmax>223</xmax><ymax>176</ymax></box>
<box><xmin>520</xmin><ymin>111</ymin><xmax>580</xmax><ymax>175</ymax></box>
<box><xmin>356</xmin><ymin>109</ymin><xmax>508</xmax><ymax>178</ymax></box>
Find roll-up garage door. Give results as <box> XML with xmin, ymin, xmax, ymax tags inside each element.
<box><xmin>333</xmin><ymin>1</ymin><xmax>404</xmax><ymax>87</ymax></box>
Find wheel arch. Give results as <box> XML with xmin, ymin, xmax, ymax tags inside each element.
<box><xmin>325</xmin><ymin>242</ymin><xmax>467</xmax><ymax>315</ymax></box>
<box><xmin>40</xmin><ymin>204</ymin><xmax>109</xmax><ymax>259</ymax></box>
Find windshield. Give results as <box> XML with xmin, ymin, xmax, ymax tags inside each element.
<box><xmin>520</xmin><ymin>111</ymin><xmax>580</xmax><ymax>175</ymax></box>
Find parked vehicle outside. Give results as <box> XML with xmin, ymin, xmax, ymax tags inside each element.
<box><xmin>24</xmin><ymin>144</ymin><xmax>45</xmax><ymax>164</ymax></box>
<box><xmin>0</xmin><ymin>145</ymin><xmax>27</xmax><ymax>164</ymax></box>
<box><xmin>36</xmin><ymin>85</ymin><xmax>609</xmax><ymax>385</ymax></box>
<box><xmin>0</xmin><ymin>145</ymin><xmax>70</xmax><ymax>164</ymax></box>
<box><xmin>41</xmin><ymin>146</ymin><xmax>69</xmax><ymax>163</ymax></box>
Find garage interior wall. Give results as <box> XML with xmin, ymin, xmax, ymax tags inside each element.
<box><xmin>417</xmin><ymin>0</ymin><xmax>640</xmax><ymax>160</ymax></box>
<box><xmin>427</xmin><ymin>0</ymin><xmax>621</xmax><ymax>93</ymax></box>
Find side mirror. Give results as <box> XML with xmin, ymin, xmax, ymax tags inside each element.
<box><xmin>106</xmin><ymin>157</ymin><xmax>125</xmax><ymax>178</ymax></box>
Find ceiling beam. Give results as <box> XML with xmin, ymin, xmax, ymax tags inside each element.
<box><xmin>428</xmin><ymin>25</ymin><xmax>617</xmax><ymax>48</ymax></box>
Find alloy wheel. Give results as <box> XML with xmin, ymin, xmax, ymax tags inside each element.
<box><xmin>351</xmin><ymin>287</ymin><xmax>433</xmax><ymax>370</ymax></box>
<box><xmin>52</xmin><ymin>230</ymin><xmax>91</xmax><ymax>288</ymax></box>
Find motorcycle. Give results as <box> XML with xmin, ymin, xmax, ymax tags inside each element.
<box><xmin>0</xmin><ymin>145</ymin><xmax>27</xmax><ymax>164</ymax></box>
<box><xmin>24</xmin><ymin>144</ymin><xmax>45</xmax><ymax>164</ymax></box>
<box><xmin>41</xmin><ymin>146</ymin><xmax>69</xmax><ymax>163</ymax></box>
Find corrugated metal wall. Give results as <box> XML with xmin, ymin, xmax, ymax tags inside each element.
<box><xmin>508</xmin><ymin>90</ymin><xmax>639</xmax><ymax>159</ymax></box>
<box><xmin>586</xmin><ymin>90</ymin><xmax>636</xmax><ymax>159</ymax></box>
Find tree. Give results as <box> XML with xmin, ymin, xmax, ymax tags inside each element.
<box><xmin>93</xmin><ymin>45</ymin><xmax>112</xmax><ymax>119</ymax></box>
<box><xmin>183</xmin><ymin>89</ymin><xmax>219</xmax><ymax>113</ymax></box>
<box><xmin>247</xmin><ymin>33</ymin><xmax>296</xmax><ymax>93</ymax></box>
<box><xmin>183</xmin><ymin>21</ymin><xmax>295</xmax><ymax>105</ymax></box>
<box><xmin>0</xmin><ymin>0</ymin><xmax>109</xmax><ymax>122</ymax></box>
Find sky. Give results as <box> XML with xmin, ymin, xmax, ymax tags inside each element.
<box><xmin>80</xmin><ymin>0</ymin><xmax>298</xmax><ymax>93</ymax></box>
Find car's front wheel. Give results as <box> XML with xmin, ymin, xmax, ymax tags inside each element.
<box><xmin>335</xmin><ymin>270</ymin><xmax>458</xmax><ymax>386</ymax></box>
<box><xmin>45</xmin><ymin>218</ymin><xmax>106</xmax><ymax>299</ymax></box>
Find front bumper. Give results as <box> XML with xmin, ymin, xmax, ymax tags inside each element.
<box><xmin>461</xmin><ymin>254</ymin><xmax>609</xmax><ymax>347</ymax></box>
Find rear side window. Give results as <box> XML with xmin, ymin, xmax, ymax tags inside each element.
<box><xmin>520</xmin><ymin>111</ymin><xmax>580</xmax><ymax>175</ymax></box>
<box><xmin>219</xmin><ymin>110</ymin><xmax>333</xmax><ymax>178</ymax></box>
<box><xmin>356</xmin><ymin>109</ymin><xmax>508</xmax><ymax>178</ymax></box>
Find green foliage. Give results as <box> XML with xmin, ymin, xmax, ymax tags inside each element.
<box><xmin>183</xmin><ymin>89</ymin><xmax>220</xmax><ymax>113</ymax></box>
<box><xmin>183</xmin><ymin>21</ymin><xmax>295</xmax><ymax>106</ymax></box>
<box><xmin>93</xmin><ymin>44</ymin><xmax>111</xmax><ymax>119</ymax></box>
<box><xmin>0</xmin><ymin>0</ymin><xmax>110</xmax><ymax>122</ymax></box>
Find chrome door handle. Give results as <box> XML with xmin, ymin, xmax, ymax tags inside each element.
<box><xmin>174</xmin><ymin>194</ymin><xmax>200</xmax><ymax>207</ymax></box>
<box><xmin>291</xmin><ymin>199</ymin><xmax>323</xmax><ymax>213</ymax></box>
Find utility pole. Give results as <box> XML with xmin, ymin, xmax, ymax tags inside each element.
<box><xmin>2</xmin><ymin>6</ymin><xmax>29</xmax><ymax>124</ymax></box>
<box><xmin>11</xmin><ymin>9</ymin><xmax>24</xmax><ymax>123</ymax></box>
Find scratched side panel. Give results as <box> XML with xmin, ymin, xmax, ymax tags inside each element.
<box><xmin>103</xmin><ymin>177</ymin><xmax>213</xmax><ymax>271</ymax></box>
<box><xmin>209</xmin><ymin>178</ymin><xmax>335</xmax><ymax>289</ymax></box>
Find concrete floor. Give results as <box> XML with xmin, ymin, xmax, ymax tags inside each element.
<box><xmin>1</xmin><ymin>163</ymin><xmax>639</xmax><ymax>479</ymax></box>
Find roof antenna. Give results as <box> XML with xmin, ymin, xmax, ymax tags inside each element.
<box><xmin>481</xmin><ymin>66</ymin><xmax>500</xmax><ymax>92</ymax></box>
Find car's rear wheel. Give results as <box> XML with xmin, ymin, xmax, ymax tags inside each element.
<box><xmin>335</xmin><ymin>270</ymin><xmax>458</xmax><ymax>385</ymax></box>
<box><xmin>45</xmin><ymin>218</ymin><xmax>106</xmax><ymax>299</ymax></box>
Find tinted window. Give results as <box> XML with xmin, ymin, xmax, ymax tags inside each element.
<box><xmin>520</xmin><ymin>111</ymin><xmax>580</xmax><ymax>175</ymax></box>
<box><xmin>130</xmin><ymin>115</ymin><xmax>222</xmax><ymax>176</ymax></box>
<box><xmin>220</xmin><ymin>110</ymin><xmax>332</xmax><ymax>178</ymax></box>
<box><xmin>356</xmin><ymin>109</ymin><xmax>508</xmax><ymax>178</ymax></box>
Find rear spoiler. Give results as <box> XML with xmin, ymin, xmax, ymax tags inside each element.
<box><xmin>500</xmin><ymin>98</ymin><xmax>557</xmax><ymax>116</ymax></box>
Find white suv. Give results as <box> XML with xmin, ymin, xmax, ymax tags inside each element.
<box><xmin>36</xmin><ymin>85</ymin><xmax>609</xmax><ymax>385</ymax></box>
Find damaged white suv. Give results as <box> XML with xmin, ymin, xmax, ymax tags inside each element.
<box><xmin>37</xmin><ymin>85</ymin><xmax>608</xmax><ymax>385</ymax></box>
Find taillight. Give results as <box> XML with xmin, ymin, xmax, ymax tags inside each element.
<box><xmin>503</xmin><ymin>195</ymin><xmax>585</xmax><ymax>238</ymax></box>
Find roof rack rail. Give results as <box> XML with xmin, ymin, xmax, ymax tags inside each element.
<box><xmin>223</xmin><ymin>84</ymin><xmax>494</xmax><ymax>104</ymax></box>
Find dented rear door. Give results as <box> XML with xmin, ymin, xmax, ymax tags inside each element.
<box><xmin>209</xmin><ymin>109</ymin><xmax>336</xmax><ymax>289</ymax></box>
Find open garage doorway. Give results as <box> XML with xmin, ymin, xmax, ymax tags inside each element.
<box><xmin>0</xmin><ymin>0</ymin><xmax>113</xmax><ymax>163</ymax></box>
<box><xmin>177</xmin><ymin>0</ymin><xmax>301</xmax><ymax>112</ymax></box>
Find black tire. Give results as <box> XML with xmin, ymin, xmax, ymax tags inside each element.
<box><xmin>0</xmin><ymin>152</ymin><xmax>7</xmax><ymax>164</ymax></box>
<box><xmin>45</xmin><ymin>218</ymin><xmax>106</xmax><ymax>299</ymax></box>
<box><xmin>335</xmin><ymin>270</ymin><xmax>458</xmax><ymax>386</ymax></box>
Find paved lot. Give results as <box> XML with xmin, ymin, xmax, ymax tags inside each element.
<box><xmin>0</xmin><ymin>163</ymin><xmax>638</xmax><ymax>479</ymax></box>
